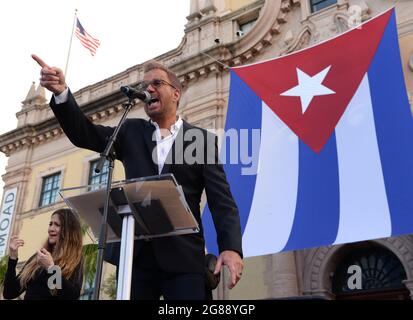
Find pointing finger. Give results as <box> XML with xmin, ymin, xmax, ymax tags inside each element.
<box><xmin>32</xmin><ymin>54</ymin><xmax>50</xmax><ymax>68</ymax></box>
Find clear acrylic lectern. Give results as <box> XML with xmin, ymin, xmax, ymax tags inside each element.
<box><xmin>59</xmin><ymin>173</ymin><xmax>199</xmax><ymax>300</ymax></box>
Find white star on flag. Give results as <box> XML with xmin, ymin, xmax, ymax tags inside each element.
<box><xmin>281</xmin><ymin>66</ymin><xmax>336</xmax><ymax>113</ymax></box>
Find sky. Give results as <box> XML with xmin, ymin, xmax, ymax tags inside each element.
<box><xmin>0</xmin><ymin>0</ymin><xmax>190</xmax><ymax>202</ymax></box>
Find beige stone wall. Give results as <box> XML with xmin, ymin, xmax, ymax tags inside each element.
<box><xmin>220</xmin><ymin>252</ymin><xmax>299</xmax><ymax>299</ymax></box>
<box><xmin>18</xmin><ymin>211</ymin><xmax>50</xmax><ymax>260</ymax></box>
<box><xmin>225</xmin><ymin>0</ymin><xmax>257</xmax><ymax>12</ymax></box>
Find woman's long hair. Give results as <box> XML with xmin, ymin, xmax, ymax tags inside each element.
<box><xmin>19</xmin><ymin>208</ymin><xmax>83</xmax><ymax>288</ymax></box>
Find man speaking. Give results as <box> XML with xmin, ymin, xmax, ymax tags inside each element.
<box><xmin>32</xmin><ymin>54</ymin><xmax>243</xmax><ymax>300</ymax></box>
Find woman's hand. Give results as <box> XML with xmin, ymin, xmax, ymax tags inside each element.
<box><xmin>8</xmin><ymin>235</ymin><xmax>24</xmax><ymax>260</ymax></box>
<box><xmin>36</xmin><ymin>248</ymin><xmax>54</xmax><ymax>269</ymax></box>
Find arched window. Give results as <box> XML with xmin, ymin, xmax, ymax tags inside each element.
<box><xmin>332</xmin><ymin>246</ymin><xmax>409</xmax><ymax>299</ymax></box>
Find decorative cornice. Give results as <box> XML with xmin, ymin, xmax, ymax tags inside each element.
<box><xmin>2</xmin><ymin>167</ymin><xmax>32</xmax><ymax>181</ymax></box>
<box><xmin>200</xmin><ymin>2</ymin><xmax>217</xmax><ymax>16</ymax></box>
<box><xmin>186</xmin><ymin>11</ymin><xmax>202</xmax><ymax>23</ymax></box>
<box><xmin>0</xmin><ymin>90</ymin><xmax>135</xmax><ymax>156</ymax></box>
<box><xmin>16</xmin><ymin>101</ymin><xmax>49</xmax><ymax>118</ymax></box>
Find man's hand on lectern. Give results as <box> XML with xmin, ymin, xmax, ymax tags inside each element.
<box><xmin>214</xmin><ymin>250</ymin><xmax>244</xmax><ymax>289</ymax></box>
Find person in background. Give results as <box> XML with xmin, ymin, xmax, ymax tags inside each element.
<box><xmin>2</xmin><ymin>208</ymin><xmax>84</xmax><ymax>300</ymax></box>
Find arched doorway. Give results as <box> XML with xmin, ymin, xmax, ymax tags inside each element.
<box><xmin>332</xmin><ymin>246</ymin><xmax>410</xmax><ymax>300</ymax></box>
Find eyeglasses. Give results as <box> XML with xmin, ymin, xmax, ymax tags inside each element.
<box><xmin>137</xmin><ymin>78</ymin><xmax>177</xmax><ymax>91</ymax></box>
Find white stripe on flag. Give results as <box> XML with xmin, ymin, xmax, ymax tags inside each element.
<box><xmin>333</xmin><ymin>74</ymin><xmax>392</xmax><ymax>244</ymax></box>
<box><xmin>242</xmin><ymin>104</ymin><xmax>299</xmax><ymax>257</ymax></box>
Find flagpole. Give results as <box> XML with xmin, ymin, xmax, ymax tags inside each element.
<box><xmin>65</xmin><ymin>9</ymin><xmax>78</xmax><ymax>79</ymax></box>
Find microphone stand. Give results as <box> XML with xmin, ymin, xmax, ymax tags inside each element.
<box><xmin>92</xmin><ymin>97</ymin><xmax>135</xmax><ymax>300</ymax></box>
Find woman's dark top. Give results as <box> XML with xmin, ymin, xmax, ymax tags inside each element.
<box><xmin>3</xmin><ymin>256</ymin><xmax>83</xmax><ymax>300</ymax></box>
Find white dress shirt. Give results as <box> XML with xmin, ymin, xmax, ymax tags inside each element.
<box><xmin>54</xmin><ymin>88</ymin><xmax>183</xmax><ymax>174</ymax></box>
<box><xmin>54</xmin><ymin>88</ymin><xmax>69</xmax><ymax>104</ymax></box>
<box><xmin>151</xmin><ymin>117</ymin><xmax>183</xmax><ymax>174</ymax></box>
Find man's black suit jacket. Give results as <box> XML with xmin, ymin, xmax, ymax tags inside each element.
<box><xmin>50</xmin><ymin>91</ymin><xmax>242</xmax><ymax>274</ymax></box>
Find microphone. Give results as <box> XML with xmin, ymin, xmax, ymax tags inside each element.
<box><xmin>120</xmin><ymin>86</ymin><xmax>151</xmax><ymax>103</ymax></box>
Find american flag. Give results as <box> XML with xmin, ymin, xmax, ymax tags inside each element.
<box><xmin>75</xmin><ymin>18</ymin><xmax>100</xmax><ymax>56</ymax></box>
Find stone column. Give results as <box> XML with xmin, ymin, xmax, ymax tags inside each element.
<box><xmin>265</xmin><ymin>252</ymin><xmax>299</xmax><ymax>298</ymax></box>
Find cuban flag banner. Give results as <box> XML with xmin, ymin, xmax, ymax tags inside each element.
<box><xmin>202</xmin><ymin>8</ymin><xmax>413</xmax><ymax>258</ymax></box>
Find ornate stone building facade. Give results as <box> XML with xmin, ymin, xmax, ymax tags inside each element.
<box><xmin>1</xmin><ymin>0</ymin><xmax>413</xmax><ymax>299</ymax></box>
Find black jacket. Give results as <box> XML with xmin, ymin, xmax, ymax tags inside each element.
<box><xmin>3</xmin><ymin>257</ymin><xmax>83</xmax><ymax>300</ymax></box>
<box><xmin>50</xmin><ymin>91</ymin><xmax>242</xmax><ymax>274</ymax></box>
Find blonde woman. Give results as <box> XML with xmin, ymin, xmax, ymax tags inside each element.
<box><xmin>3</xmin><ymin>208</ymin><xmax>83</xmax><ymax>300</ymax></box>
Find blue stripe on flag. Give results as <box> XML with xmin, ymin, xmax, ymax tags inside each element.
<box><xmin>202</xmin><ymin>71</ymin><xmax>262</xmax><ymax>255</ymax></box>
<box><xmin>368</xmin><ymin>11</ymin><xmax>413</xmax><ymax>236</ymax></box>
<box><xmin>283</xmin><ymin>133</ymin><xmax>340</xmax><ymax>251</ymax></box>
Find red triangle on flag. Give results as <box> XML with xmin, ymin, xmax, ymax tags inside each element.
<box><xmin>232</xmin><ymin>9</ymin><xmax>393</xmax><ymax>153</ymax></box>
